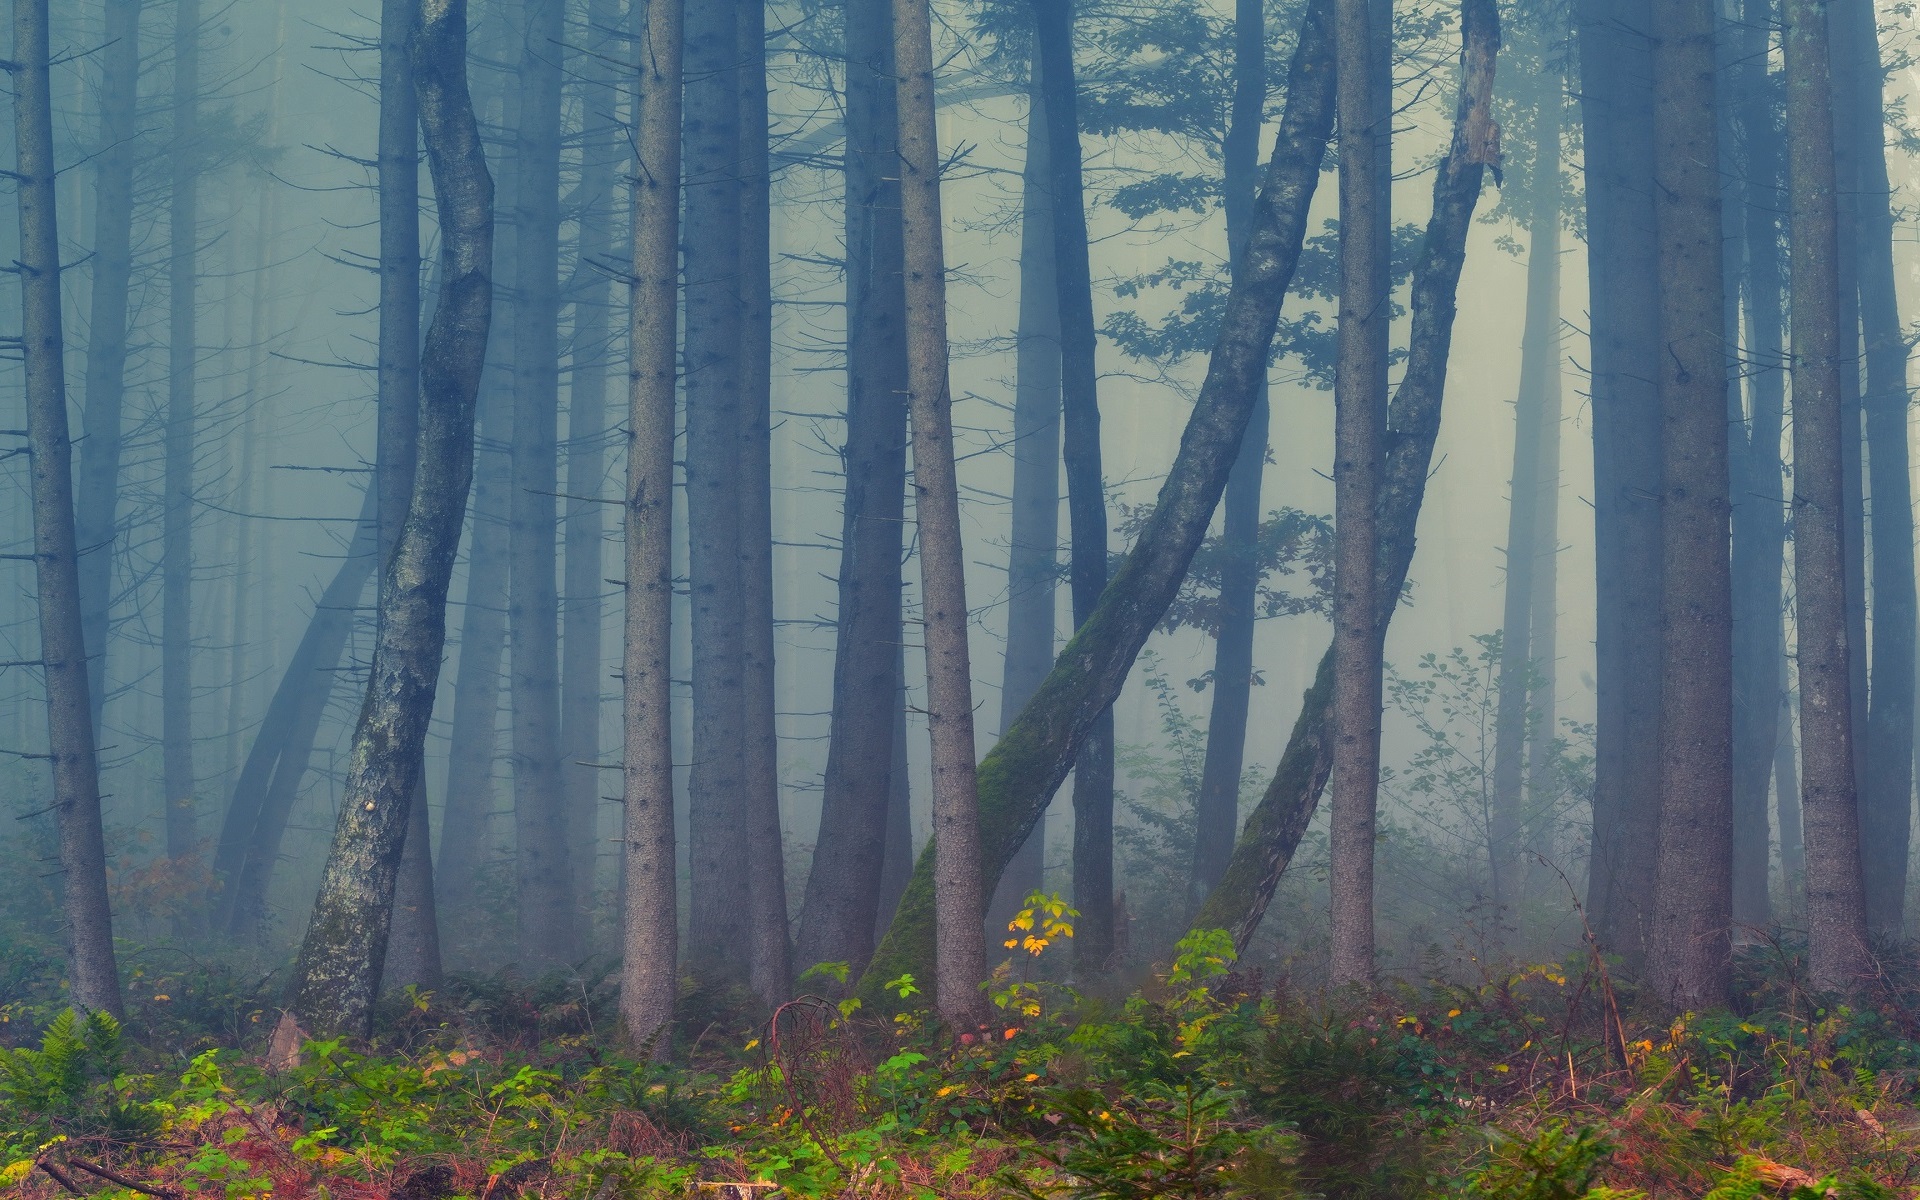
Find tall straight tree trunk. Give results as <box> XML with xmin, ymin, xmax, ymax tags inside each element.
<box><xmin>1575</xmin><ymin>0</ymin><xmax>1662</xmax><ymax>967</ymax></box>
<box><xmin>862</xmin><ymin>0</ymin><xmax>1342</xmax><ymax>1006</ymax></box>
<box><xmin>215</xmin><ymin>484</ymin><xmax>378</xmax><ymax>938</ymax></box>
<box><xmin>1842</xmin><ymin>0</ymin><xmax>1914</xmax><ymax>940</ymax></box>
<box><xmin>286</xmin><ymin>0</ymin><xmax>493</xmax><ymax>1036</ymax></box>
<box><xmin>1783</xmin><ymin>0</ymin><xmax>1871</xmax><ymax>991</ymax></box>
<box><xmin>1645</xmin><ymin>0</ymin><xmax>1733</xmax><ymax>1011</ymax></box>
<box><xmin>736</xmin><ymin>0</ymin><xmax>792</xmax><ymax>1004</ymax></box>
<box><xmin>795</xmin><ymin>4</ymin><xmax>909</xmax><ymax>977</ymax></box>
<box><xmin>1190</xmin><ymin>0</ymin><xmax>1269</xmax><ymax>907</ymax></box>
<box><xmin>561</xmin><ymin>0</ymin><xmax>620</xmax><ymax>953</ymax></box>
<box><xmin>509</xmin><ymin>0</ymin><xmax>576</xmax><ymax>968</ymax></box>
<box><xmin>75</xmin><ymin>0</ymin><xmax>139</xmax><ymax>738</ymax></box>
<box><xmin>878</xmin><ymin>648</ymin><xmax>915</xmax><ymax>934</ymax></box>
<box><xmin>14</xmin><ymin>0</ymin><xmax>123</xmax><ymax>1016</ymax></box>
<box><xmin>990</xmin><ymin>63</ymin><xmax>1067</xmax><ymax>925</ymax></box>
<box><xmin>621</xmin><ymin>0</ymin><xmax>682</xmax><ymax>1053</ymax></box>
<box><xmin>986</xmin><ymin>64</ymin><xmax>1060</xmax><ymax>933</ymax></box>
<box><xmin>1730</xmin><ymin>0</ymin><xmax>1788</xmax><ymax>930</ymax></box>
<box><xmin>1490</xmin><ymin>61</ymin><xmax>1561</xmax><ymax>923</ymax></box>
<box><xmin>895</xmin><ymin>0</ymin><xmax>990</xmax><ymax>1023</ymax></box>
<box><xmin>1032</xmin><ymin>0</ymin><xmax>1116</xmax><ymax>977</ymax></box>
<box><xmin>1777</xmin><ymin>672</ymin><xmax>1806</xmax><ymax>887</ymax></box>
<box><xmin>795</xmin><ymin>0</ymin><xmax>911</xmax><ymax>979</ymax></box>
<box><xmin>163</xmin><ymin>0</ymin><xmax>201</xmax><ymax>886</ymax></box>
<box><xmin>682</xmin><ymin>0</ymin><xmax>750</xmax><ymax>981</ymax></box>
<box><xmin>376</xmin><ymin>0</ymin><xmax>441</xmax><ymax>992</ymax></box>
<box><xmin>1327</xmin><ymin>0</ymin><xmax>1390</xmax><ymax>990</ymax></box>
<box><xmin>1189</xmin><ymin>0</ymin><xmax>1500</xmax><ymax>953</ymax></box>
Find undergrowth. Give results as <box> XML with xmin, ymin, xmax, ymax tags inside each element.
<box><xmin>8</xmin><ymin>928</ymin><xmax>1920</xmax><ymax>1199</ymax></box>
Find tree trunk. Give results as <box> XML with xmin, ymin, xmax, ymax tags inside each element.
<box><xmin>216</xmin><ymin>483</ymin><xmax>378</xmax><ymax>939</ymax></box>
<box><xmin>163</xmin><ymin>0</ymin><xmax>202</xmax><ymax>896</ymax></box>
<box><xmin>682</xmin><ymin>0</ymin><xmax>750</xmax><ymax>981</ymax></box>
<box><xmin>895</xmin><ymin>0</ymin><xmax>990</xmax><ymax>1025</ymax></box>
<box><xmin>285</xmin><ymin>0</ymin><xmax>493</xmax><ymax>1036</ymax></box>
<box><xmin>859</xmin><ymin>0</ymin><xmax>1339</xmax><ymax>1007</ymax></box>
<box><xmin>375</xmin><ymin>0</ymin><xmax>441</xmax><ymax>993</ymax></box>
<box><xmin>878</xmin><ymin>647</ymin><xmax>915</xmax><ymax>936</ymax></box>
<box><xmin>1189</xmin><ymin>0</ymin><xmax>1501</xmax><ymax>954</ymax></box>
<box><xmin>507</xmin><ymin>0</ymin><xmax>575</xmax><ymax>969</ymax></box>
<box><xmin>1032</xmin><ymin>0</ymin><xmax>1115</xmax><ymax>978</ymax></box>
<box><xmin>1730</xmin><ymin>0</ymin><xmax>1787</xmax><ymax>931</ymax></box>
<box><xmin>1777</xmin><ymin>672</ymin><xmax>1806</xmax><ymax>888</ymax></box>
<box><xmin>987</xmin><ymin>61</ymin><xmax>1061</xmax><ymax>935</ymax></box>
<box><xmin>1575</xmin><ymin>0</ymin><xmax>1662</xmax><ymax>968</ymax></box>
<box><xmin>1782</xmin><ymin>0</ymin><xmax>1871</xmax><ymax>992</ymax></box>
<box><xmin>74</xmin><ymin>0</ymin><xmax>140</xmax><ymax>738</ymax></box>
<box><xmin>1190</xmin><ymin>0</ymin><xmax>1269</xmax><ymax>909</ymax></box>
<box><xmin>1490</xmin><ymin>62</ymin><xmax>1561</xmax><ymax>927</ymax></box>
<box><xmin>14</xmin><ymin>0</ymin><xmax>123</xmax><ymax>1016</ymax></box>
<box><xmin>560</xmin><ymin>0</ymin><xmax>621</xmax><ymax>954</ymax></box>
<box><xmin>794</xmin><ymin>0</ymin><xmax>911</xmax><ymax>981</ymax></box>
<box><xmin>1840</xmin><ymin>0</ymin><xmax>1914</xmax><ymax>940</ymax></box>
<box><xmin>736</xmin><ymin>0</ymin><xmax>792</xmax><ymax>1004</ymax></box>
<box><xmin>621</xmin><ymin>0</ymin><xmax>682</xmax><ymax>1054</ymax></box>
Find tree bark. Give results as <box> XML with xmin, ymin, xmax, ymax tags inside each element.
<box><xmin>1190</xmin><ymin>0</ymin><xmax>1501</xmax><ymax>954</ymax></box>
<box><xmin>1840</xmin><ymin>0</ymin><xmax>1914</xmax><ymax>940</ymax></box>
<box><xmin>859</xmin><ymin>0</ymin><xmax>1339</xmax><ymax>1007</ymax></box>
<box><xmin>14</xmin><ymin>0</ymin><xmax>123</xmax><ymax>1016</ymax></box>
<box><xmin>1575</xmin><ymin>0</ymin><xmax>1662</xmax><ymax>968</ymax></box>
<box><xmin>376</xmin><ymin>0</ymin><xmax>441</xmax><ymax>993</ymax></box>
<box><xmin>1190</xmin><ymin>0</ymin><xmax>1269</xmax><ymax>908</ymax></box>
<box><xmin>560</xmin><ymin>0</ymin><xmax>622</xmax><ymax>953</ymax></box>
<box><xmin>794</xmin><ymin>0</ymin><xmax>912</xmax><ymax>981</ymax></box>
<box><xmin>509</xmin><ymin>0</ymin><xmax>576</xmax><ymax>969</ymax></box>
<box><xmin>620</xmin><ymin>0</ymin><xmax>682</xmax><ymax>1054</ymax></box>
<box><xmin>163</xmin><ymin>0</ymin><xmax>202</xmax><ymax>895</ymax></box>
<box><xmin>986</xmin><ymin>60</ymin><xmax>1060</xmax><ymax>937</ymax></box>
<box><xmin>895</xmin><ymin>0</ymin><xmax>991</xmax><ymax>1025</ymax></box>
<box><xmin>74</xmin><ymin>0</ymin><xmax>140</xmax><ymax>738</ymax></box>
<box><xmin>1490</xmin><ymin>61</ymin><xmax>1561</xmax><ymax>927</ymax></box>
<box><xmin>736</xmin><ymin>0</ymin><xmax>792</xmax><ymax>1004</ymax></box>
<box><xmin>285</xmin><ymin>0</ymin><xmax>493</xmax><ymax>1036</ymax></box>
<box><xmin>682</xmin><ymin>0</ymin><xmax>750</xmax><ymax>981</ymax></box>
<box><xmin>1032</xmin><ymin>0</ymin><xmax>1115</xmax><ymax>978</ymax></box>
<box><xmin>1777</xmin><ymin>671</ymin><xmax>1806</xmax><ymax>887</ymax></box>
<box><xmin>1783</xmin><ymin>0</ymin><xmax>1871</xmax><ymax>991</ymax></box>
<box><xmin>878</xmin><ymin>647</ymin><xmax>915</xmax><ymax>936</ymax></box>
<box><xmin>1730</xmin><ymin>0</ymin><xmax>1787</xmax><ymax>931</ymax></box>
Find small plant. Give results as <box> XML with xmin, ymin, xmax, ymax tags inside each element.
<box><xmin>0</xmin><ymin>1007</ymin><xmax>157</xmax><ymax>1142</ymax></box>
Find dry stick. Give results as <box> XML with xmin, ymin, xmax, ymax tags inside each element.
<box><xmin>65</xmin><ymin>1158</ymin><xmax>183</xmax><ymax>1199</ymax></box>
<box><xmin>35</xmin><ymin>1161</ymin><xmax>84</xmax><ymax>1196</ymax></box>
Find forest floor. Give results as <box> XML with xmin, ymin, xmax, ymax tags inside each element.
<box><xmin>6</xmin><ymin>933</ymin><xmax>1920</xmax><ymax>1200</ymax></box>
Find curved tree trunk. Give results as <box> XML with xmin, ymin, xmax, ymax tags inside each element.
<box><xmin>285</xmin><ymin>0</ymin><xmax>493</xmax><ymax>1036</ymax></box>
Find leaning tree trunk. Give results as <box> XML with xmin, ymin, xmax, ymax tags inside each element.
<box><xmin>285</xmin><ymin>0</ymin><xmax>493</xmax><ymax>1037</ymax></box>
<box><xmin>74</xmin><ymin>0</ymin><xmax>140</xmax><ymax>737</ymax></box>
<box><xmin>163</xmin><ymin>0</ymin><xmax>202</xmax><ymax>896</ymax></box>
<box><xmin>1783</xmin><ymin>0</ymin><xmax>1871</xmax><ymax>993</ymax></box>
<box><xmin>1576</xmin><ymin>0</ymin><xmax>1663</xmax><ymax>969</ymax></box>
<box><xmin>560</xmin><ymin>0</ymin><xmax>622</xmax><ymax>953</ymax></box>
<box><xmin>1326</xmin><ymin>0</ymin><xmax>1392</xmax><ymax>990</ymax></box>
<box><xmin>1645</xmin><ymin>0</ymin><xmax>1733</xmax><ymax>1014</ymax></box>
<box><xmin>13</xmin><ymin>0</ymin><xmax>123</xmax><ymax>1017</ymax></box>
<box><xmin>1841</xmin><ymin>0</ymin><xmax>1914</xmax><ymax>941</ymax></box>
<box><xmin>1190</xmin><ymin>0</ymin><xmax>1269</xmax><ymax>908</ymax></box>
<box><xmin>1032</xmin><ymin>0</ymin><xmax>1116</xmax><ymax>978</ymax></box>
<box><xmin>375</xmin><ymin>0</ymin><xmax>441</xmax><ymax>992</ymax></box>
<box><xmin>620</xmin><ymin>0</ymin><xmax>682</xmax><ymax>1054</ymax></box>
<box><xmin>736</xmin><ymin>0</ymin><xmax>792</xmax><ymax>1005</ymax></box>
<box><xmin>859</xmin><ymin>0</ymin><xmax>1340</xmax><ymax>1007</ymax></box>
<box><xmin>682</xmin><ymin>0</ymin><xmax>751</xmax><ymax>981</ymax></box>
<box><xmin>509</xmin><ymin>0</ymin><xmax>577</xmax><ymax>969</ymax></box>
<box><xmin>1188</xmin><ymin>0</ymin><xmax>1501</xmax><ymax>954</ymax></box>
<box><xmin>896</xmin><ymin>0</ymin><xmax>991</xmax><ymax>1025</ymax></box>
<box><xmin>987</xmin><ymin>63</ymin><xmax>1061</xmax><ymax>930</ymax></box>
<box><xmin>794</xmin><ymin>0</ymin><xmax>912</xmax><ymax>981</ymax></box>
